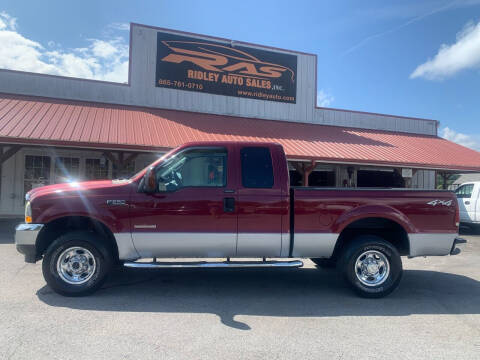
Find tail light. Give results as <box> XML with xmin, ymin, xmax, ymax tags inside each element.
<box><xmin>454</xmin><ymin>201</ymin><xmax>460</xmax><ymax>229</ymax></box>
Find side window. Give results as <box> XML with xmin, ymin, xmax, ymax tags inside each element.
<box><xmin>241</xmin><ymin>147</ymin><xmax>274</xmax><ymax>188</ymax></box>
<box><xmin>155</xmin><ymin>148</ymin><xmax>227</xmax><ymax>191</ymax></box>
<box><xmin>455</xmin><ymin>184</ymin><xmax>474</xmax><ymax>199</ymax></box>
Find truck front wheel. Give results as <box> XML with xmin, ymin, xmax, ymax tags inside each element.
<box><xmin>42</xmin><ymin>231</ymin><xmax>113</xmax><ymax>296</ymax></box>
<box><xmin>339</xmin><ymin>235</ymin><xmax>402</xmax><ymax>298</ymax></box>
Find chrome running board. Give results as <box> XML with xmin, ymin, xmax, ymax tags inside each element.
<box><xmin>123</xmin><ymin>260</ymin><xmax>303</xmax><ymax>269</ymax></box>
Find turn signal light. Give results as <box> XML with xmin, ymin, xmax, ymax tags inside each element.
<box><xmin>25</xmin><ymin>201</ymin><xmax>32</xmax><ymax>223</ymax></box>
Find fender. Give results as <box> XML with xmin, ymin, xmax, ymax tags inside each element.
<box><xmin>332</xmin><ymin>204</ymin><xmax>416</xmax><ymax>234</ymax></box>
<box><xmin>34</xmin><ymin>199</ymin><xmax>121</xmax><ymax>234</ymax></box>
<box><xmin>32</xmin><ymin>193</ymin><xmax>127</xmax><ymax>233</ymax></box>
<box><xmin>39</xmin><ymin>213</ymin><xmax>117</xmax><ymax>235</ymax></box>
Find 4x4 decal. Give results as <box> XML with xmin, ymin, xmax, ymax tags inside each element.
<box><xmin>427</xmin><ymin>199</ymin><xmax>453</xmax><ymax>206</ymax></box>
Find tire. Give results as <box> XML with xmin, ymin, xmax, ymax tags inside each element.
<box><xmin>339</xmin><ymin>235</ymin><xmax>402</xmax><ymax>298</ymax></box>
<box><xmin>42</xmin><ymin>231</ymin><xmax>113</xmax><ymax>297</ymax></box>
<box><xmin>311</xmin><ymin>258</ymin><xmax>337</xmax><ymax>269</ymax></box>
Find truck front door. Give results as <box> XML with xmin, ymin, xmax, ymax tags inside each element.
<box><xmin>130</xmin><ymin>146</ymin><xmax>238</xmax><ymax>258</ymax></box>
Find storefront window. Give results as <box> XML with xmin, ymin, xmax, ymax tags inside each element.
<box><xmin>54</xmin><ymin>157</ymin><xmax>80</xmax><ymax>183</ymax></box>
<box><xmin>24</xmin><ymin>155</ymin><xmax>51</xmax><ymax>195</ymax></box>
<box><xmin>308</xmin><ymin>170</ymin><xmax>336</xmax><ymax>187</ymax></box>
<box><xmin>357</xmin><ymin>169</ymin><xmax>404</xmax><ymax>188</ymax></box>
<box><xmin>85</xmin><ymin>159</ymin><xmax>109</xmax><ymax>180</ymax></box>
<box><xmin>112</xmin><ymin>161</ymin><xmax>136</xmax><ymax>179</ymax></box>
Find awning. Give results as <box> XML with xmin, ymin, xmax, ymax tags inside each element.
<box><xmin>1</xmin><ymin>93</ymin><xmax>480</xmax><ymax>171</ymax></box>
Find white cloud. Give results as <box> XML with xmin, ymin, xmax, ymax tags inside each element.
<box><xmin>102</xmin><ymin>60</ymin><xmax>129</xmax><ymax>82</ymax></box>
<box><xmin>410</xmin><ymin>21</ymin><xmax>480</xmax><ymax>80</ymax></box>
<box><xmin>0</xmin><ymin>11</ymin><xmax>17</xmax><ymax>31</ymax></box>
<box><xmin>90</xmin><ymin>38</ymin><xmax>127</xmax><ymax>58</ymax></box>
<box><xmin>0</xmin><ymin>12</ymin><xmax>129</xmax><ymax>83</ymax></box>
<box><xmin>441</xmin><ymin>126</ymin><xmax>480</xmax><ymax>151</ymax></box>
<box><xmin>317</xmin><ymin>89</ymin><xmax>334</xmax><ymax>107</ymax></box>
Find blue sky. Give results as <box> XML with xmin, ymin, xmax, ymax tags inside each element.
<box><xmin>1</xmin><ymin>0</ymin><xmax>480</xmax><ymax>149</ymax></box>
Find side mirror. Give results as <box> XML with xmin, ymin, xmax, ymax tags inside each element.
<box><xmin>143</xmin><ymin>167</ymin><xmax>157</xmax><ymax>193</ymax></box>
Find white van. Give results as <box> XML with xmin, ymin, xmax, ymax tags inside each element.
<box><xmin>455</xmin><ymin>182</ymin><xmax>480</xmax><ymax>226</ymax></box>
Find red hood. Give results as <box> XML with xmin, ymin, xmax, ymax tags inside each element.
<box><xmin>27</xmin><ymin>180</ymin><xmax>131</xmax><ymax>201</ymax></box>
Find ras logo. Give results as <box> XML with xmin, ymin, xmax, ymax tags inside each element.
<box><xmin>155</xmin><ymin>31</ymin><xmax>298</xmax><ymax>103</ymax></box>
<box><xmin>427</xmin><ymin>199</ymin><xmax>453</xmax><ymax>207</ymax></box>
<box><xmin>160</xmin><ymin>40</ymin><xmax>295</xmax><ymax>81</ymax></box>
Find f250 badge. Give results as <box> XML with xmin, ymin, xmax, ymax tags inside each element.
<box><xmin>106</xmin><ymin>200</ymin><xmax>127</xmax><ymax>206</ymax></box>
<box><xmin>427</xmin><ymin>200</ymin><xmax>453</xmax><ymax>206</ymax></box>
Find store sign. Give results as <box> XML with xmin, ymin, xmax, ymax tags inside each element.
<box><xmin>155</xmin><ymin>31</ymin><xmax>297</xmax><ymax>103</ymax></box>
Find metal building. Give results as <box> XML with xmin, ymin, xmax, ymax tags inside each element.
<box><xmin>1</xmin><ymin>23</ymin><xmax>480</xmax><ymax>217</ymax></box>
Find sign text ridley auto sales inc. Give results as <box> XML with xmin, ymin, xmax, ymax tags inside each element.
<box><xmin>155</xmin><ymin>31</ymin><xmax>297</xmax><ymax>103</ymax></box>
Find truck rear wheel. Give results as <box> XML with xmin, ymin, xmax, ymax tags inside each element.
<box><xmin>339</xmin><ymin>235</ymin><xmax>402</xmax><ymax>298</ymax></box>
<box><xmin>42</xmin><ymin>231</ymin><xmax>113</xmax><ymax>297</ymax></box>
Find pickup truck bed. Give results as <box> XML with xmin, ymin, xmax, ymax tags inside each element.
<box><xmin>292</xmin><ymin>187</ymin><xmax>458</xmax><ymax>259</ymax></box>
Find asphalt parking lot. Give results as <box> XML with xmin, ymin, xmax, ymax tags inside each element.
<box><xmin>1</xmin><ymin>220</ymin><xmax>479</xmax><ymax>360</ymax></box>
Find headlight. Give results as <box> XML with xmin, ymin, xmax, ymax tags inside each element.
<box><xmin>25</xmin><ymin>201</ymin><xmax>32</xmax><ymax>224</ymax></box>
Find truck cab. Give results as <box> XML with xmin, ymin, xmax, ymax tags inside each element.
<box><xmin>129</xmin><ymin>142</ymin><xmax>289</xmax><ymax>259</ymax></box>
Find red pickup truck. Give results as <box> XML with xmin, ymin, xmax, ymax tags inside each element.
<box><xmin>15</xmin><ymin>141</ymin><xmax>461</xmax><ymax>298</ymax></box>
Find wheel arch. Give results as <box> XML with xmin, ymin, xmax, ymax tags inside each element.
<box><xmin>331</xmin><ymin>215</ymin><xmax>411</xmax><ymax>260</ymax></box>
<box><xmin>36</xmin><ymin>216</ymin><xmax>119</xmax><ymax>262</ymax></box>
<box><xmin>333</xmin><ymin>204</ymin><xmax>415</xmax><ymax>234</ymax></box>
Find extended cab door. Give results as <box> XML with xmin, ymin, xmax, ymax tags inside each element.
<box><xmin>455</xmin><ymin>183</ymin><xmax>476</xmax><ymax>223</ymax></box>
<box><xmin>235</xmin><ymin>145</ymin><xmax>289</xmax><ymax>257</ymax></box>
<box><xmin>130</xmin><ymin>146</ymin><xmax>238</xmax><ymax>258</ymax></box>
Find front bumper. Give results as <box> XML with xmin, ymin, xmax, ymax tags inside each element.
<box><xmin>15</xmin><ymin>223</ymin><xmax>44</xmax><ymax>263</ymax></box>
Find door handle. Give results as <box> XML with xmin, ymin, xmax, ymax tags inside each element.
<box><xmin>223</xmin><ymin>197</ymin><xmax>235</xmax><ymax>213</ymax></box>
<box><xmin>465</xmin><ymin>201</ymin><xmax>470</xmax><ymax>205</ymax></box>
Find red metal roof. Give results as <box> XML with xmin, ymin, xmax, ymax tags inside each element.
<box><xmin>1</xmin><ymin>93</ymin><xmax>480</xmax><ymax>171</ymax></box>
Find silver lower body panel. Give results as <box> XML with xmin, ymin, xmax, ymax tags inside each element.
<box><xmin>408</xmin><ymin>233</ymin><xmax>458</xmax><ymax>257</ymax></box>
<box><xmin>291</xmin><ymin>233</ymin><xmax>338</xmax><ymax>258</ymax></box>
<box><xmin>119</xmin><ymin>232</ymin><xmax>338</xmax><ymax>260</ymax></box>
<box><xmin>114</xmin><ymin>233</ymin><xmax>140</xmax><ymax>260</ymax></box>
<box><xmin>235</xmin><ymin>233</ymin><xmax>282</xmax><ymax>257</ymax></box>
<box><xmin>131</xmin><ymin>232</ymin><xmax>237</xmax><ymax>258</ymax></box>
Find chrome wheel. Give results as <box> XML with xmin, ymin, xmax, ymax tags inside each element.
<box><xmin>354</xmin><ymin>250</ymin><xmax>390</xmax><ymax>287</ymax></box>
<box><xmin>56</xmin><ymin>247</ymin><xmax>96</xmax><ymax>285</ymax></box>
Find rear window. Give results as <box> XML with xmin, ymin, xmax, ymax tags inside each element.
<box><xmin>240</xmin><ymin>147</ymin><xmax>274</xmax><ymax>188</ymax></box>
